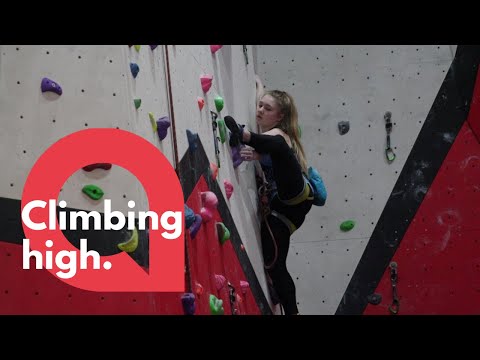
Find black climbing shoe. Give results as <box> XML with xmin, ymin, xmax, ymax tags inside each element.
<box><xmin>224</xmin><ymin>115</ymin><xmax>244</xmax><ymax>147</ymax></box>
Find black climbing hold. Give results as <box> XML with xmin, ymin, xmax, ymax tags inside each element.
<box><xmin>41</xmin><ymin>77</ymin><xmax>62</xmax><ymax>96</ymax></box>
<box><xmin>150</xmin><ymin>45</ymin><xmax>158</xmax><ymax>50</ymax></box>
<box><xmin>367</xmin><ymin>293</ymin><xmax>382</xmax><ymax>305</ymax></box>
<box><xmin>187</xmin><ymin>129</ymin><xmax>198</xmax><ymax>153</ymax></box>
<box><xmin>181</xmin><ymin>293</ymin><xmax>196</xmax><ymax>315</ymax></box>
<box><xmin>130</xmin><ymin>63</ymin><xmax>139</xmax><ymax>78</ymax></box>
<box><xmin>338</xmin><ymin>121</ymin><xmax>350</xmax><ymax>135</ymax></box>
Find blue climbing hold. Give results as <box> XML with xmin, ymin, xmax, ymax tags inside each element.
<box><xmin>156</xmin><ymin>116</ymin><xmax>171</xmax><ymax>141</ymax></box>
<box><xmin>130</xmin><ymin>63</ymin><xmax>139</xmax><ymax>78</ymax></box>
<box><xmin>185</xmin><ymin>204</ymin><xmax>196</xmax><ymax>228</ymax></box>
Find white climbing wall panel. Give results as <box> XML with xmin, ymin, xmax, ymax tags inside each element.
<box><xmin>167</xmin><ymin>45</ymin><xmax>272</xmax><ymax>301</ymax></box>
<box><xmin>0</xmin><ymin>45</ymin><xmax>173</xmax><ymax>215</ymax></box>
<box><xmin>255</xmin><ymin>45</ymin><xmax>455</xmax><ymax>314</ymax></box>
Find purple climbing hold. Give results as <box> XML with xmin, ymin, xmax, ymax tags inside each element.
<box><xmin>185</xmin><ymin>204</ymin><xmax>196</xmax><ymax>228</ymax></box>
<box><xmin>231</xmin><ymin>145</ymin><xmax>244</xmax><ymax>168</ymax></box>
<box><xmin>150</xmin><ymin>45</ymin><xmax>158</xmax><ymax>50</ymax></box>
<box><xmin>181</xmin><ymin>293</ymin><xmax>196</xmax><ymax>315</ymax></box>
<box><xmin>130</xmin><ymin>63</ymin><xmax>140</xmax><ymax>78</ymax></box>
<box><xmin>156</xmin><ymin>116</ymin><xmax>171</xmax><ymax>141</ymax></box>
<box><xmin>189</xmin><ymin>214</ymin><xmax>202</xmax><ymax>239</ymax></box>
<box><xmin>41</xmin><ymin>77</ymin><xmax>62</xmax><ymax>96</ymax></box>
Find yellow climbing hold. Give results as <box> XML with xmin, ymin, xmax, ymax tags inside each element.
<box><xmin>134</xmin><ymin>45</ymin><xmax>141</xmax><ymax>52</ymax></box>
<box><xmin>149</xmin><ymin>112</ymin><xmax>158</xmax><ymax>132</ymax></box>
<box><xmin>117</xmin><ymin>227</ymin><xmax>139</xmax><ymax>253</ymax></box>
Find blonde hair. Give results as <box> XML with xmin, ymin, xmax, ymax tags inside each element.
<box><xmin>266</xmin><ymin>90</ymin><xmax>308</xmax><ymax>174</ymax></box>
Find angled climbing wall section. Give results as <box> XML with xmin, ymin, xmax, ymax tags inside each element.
<box><xmin>255</xmin><ymin>45</ymin><xmax>467</xmax><ymax>314</ymax></box>
<box><xmin>0</xmin><ymin>45</ymin><xmax>273</xmax><ymax>315</ymax></box>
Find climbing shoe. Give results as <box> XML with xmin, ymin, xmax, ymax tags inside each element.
<box><xmin>224</xmin><ymin>115</ymin><xmax>244</xmax><ymax>147</ymax></box>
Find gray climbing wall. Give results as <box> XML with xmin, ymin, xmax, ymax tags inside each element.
<box><xmin>0</xmin><ymin>45</ymin><xmax>173</xmax><ymax>215</ymax></box>
<box><xmin>167</xmin><ymin>45</ymin><xmax>271</xmax><ymax>300</ymax></box>
<box><xmin>254</xmin><ymin>45</ymin><xmax>456</xmax><ymax>314</ymax></box>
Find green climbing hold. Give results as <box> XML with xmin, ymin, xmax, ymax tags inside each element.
<box><xmin>214</xmin><ymin>96</ymin><xmax>224</xmax><ymax>112</ymax></box>
<box><xmin>209</xmin><ymin>294</ymin><xmax>224</xmax><ymax>315</ymax></box>
<box><xmin>217</xmin><ymin>119</ymin><xmax>226</xmax><ymax>144</ymax></box>
<box><xmin>82</xmin><ymin>185</ymin><xmax>104</xmax><ymax>200</ymax></box>
<box><xmin>117</xmin><ymin>227</ymin><xmax>139</xmax><ymax>253</ymax></box>
<box><xmin>217</xmin><ymin>222</ymin><xmax>230</xmax><ymax>244</ymax></box>
<box><xmin>340</xmin><ymin>220</ymin><xmax>355</xmax><ymax>232</ymax></box>
<box><xmin>134</xmin><ymin>45</ymin><xmax>141</xmax><ymax>52</ymax></box>
<box><xmin>134</xmin><ymin>99</ymin><xmax>141</xmax><ymax>109</ymax></box>
<box><xmin>149</xmin><ymin>112</ymin><xmax>158</xmax><ymax>132</ymax></box>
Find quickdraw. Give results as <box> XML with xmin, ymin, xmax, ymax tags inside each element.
<box><xmin>388</xmin><ymin>261</ymin><xmax>400</xmax><ymax>314</ymax></box>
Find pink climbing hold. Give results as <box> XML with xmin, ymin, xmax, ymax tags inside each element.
<box><xmin>214</xmin><ymin>274</ymin><xmax>227</xmax><ymax>291</ymax></box>
<box><xmin>201</xmin><ymin>191</ymin><xmax>218</xmax><ymax>209</ymax></box>
<box><xmin>210</xmin><ymin>45</ymin><xmax>223</xmax><ymax>54</ymax></box>
<box><xmin>200</xmin><ymin>74</ymin><xmax>213</xmax><ymax>93</ymax></box>
<box><xmin>210</xmin><ymin>162</ymin><xmax>218</xmax><ymax>181</ymax></box>
<box><xmin>200</xmin><ymin>207</ymin><xmax>213</xmax><ymax>222</ymax></box>
<box><xmin>240</xmin><ymin>280</ymin><xmax>250</xmax><ymax>294</ymax></box>
<box><xmin>195</xmin><ymin>281</ymin><xmax>204</xmax><ymax>296</ymax></box>
<box><xmin>224</xmin><ymin>180</ymin><xmax>234</xmax><ymax>200</ymax></box>
<box><xmin>197</xmin><ymin>97</ymin><xmax>205</xmax><ymax>110</ymax></box>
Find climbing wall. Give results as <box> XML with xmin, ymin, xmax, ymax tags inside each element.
<box><xmin>167</xmin><ymin>45</ymin><xmax>272</xmax><ymax>302</ymax></box>
<box><xmin>0</xmin><ymin>45</ymin><xmax>174</xmax><ymax>214</ymax></box>
<box><xmin>0</xmin><ymin>45</ymin><xmax>273</xmax><ymax>315</ymax></box>
<box><xmin>255</xmin><ymin>45</ymin><xmax>456</xmax><ymax>314</ymax></box>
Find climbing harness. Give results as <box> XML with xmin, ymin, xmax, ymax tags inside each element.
<box><xmin>385</xmin><ymin>111</ymin><xmax>396</xmax><ymax>163</ymax></box>
<box><xmin>388</xmin><ymin>261</ymin><xmax>400</xmax><ymax>314</ymax></box>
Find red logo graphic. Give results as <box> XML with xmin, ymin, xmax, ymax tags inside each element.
<box><xmin>21</xmin><ymin>128</ymin><xmax>184</xmax><ymax>292</ymax></box>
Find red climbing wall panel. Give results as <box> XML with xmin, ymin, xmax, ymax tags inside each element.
<box><xmin>185</xmin><ymin>176</ymin><xmax>261</xmax><ymax>315</ymax></box>
<box><xmin>365</xmin><ymin>121</ymin><xmax>480</xmax><ymax>315</ymax></box>
<box><xmin>468</xmin><ymin>69</ymin><xmax>480</xmax><ymax>142</ymax></box>
<box><xmin>0</xmin><ymin>241</ymin><xmax>185</xmax><ymax>314</ymax></box>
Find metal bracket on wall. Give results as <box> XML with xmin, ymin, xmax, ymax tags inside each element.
<box><xmin>211</xmin><ymin>111</ymin><xmax>221</xmax><ymax>168</ymax></box>
<box><xmin>243</xmin><ymin>45</ymin><xmax>249</xmax><ymax>65</ymax></box>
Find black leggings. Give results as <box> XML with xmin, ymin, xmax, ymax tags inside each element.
<box><xmin>247</xmin><ymin>132</ymin><xmax>313</xmax><ymax>315</ymax></box>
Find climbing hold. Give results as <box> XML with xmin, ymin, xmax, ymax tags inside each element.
<box><xmin>134</xmin><ymin>98</ymin><xmax>141</xmax><ymax>109</ymax></box>
<box><xmin>236</xmin><ymin>293</ymin><xmax>243</xmax><ymax>304</ymax></box>
<box><xmin>189</xmin><ymin>214</ymin><xmax>202</xmax><ymax>239</ymax></box>
<box><xmin>201</xmin><ymin>191</ymin><xmax>218</xmax><ymax>209</ymax></box>
<box><xmin>200</xmin><ymin>74</ymin><xmax>213</xmax><ymax>93</ymax></box>
<box><xmin>209</xmin><ymin>294</ymin><xmax>224</xmax><ymax>315</ymax></box>
<box><xmin>130</xmin><ymin>63</ymin><xmax>139</xmax><ymax>78</ymax></box>
<box><xmin>82</xmin><ymin>185</ymin><xmax>104</xmax><ymax>200</ymax></box>
<box><xmin>156</xmin><ymin>116</ymin><xmax>171</xmax><ymax>141</ymax></box>
<box><xmin>240</xmin><ymin>244</ymin><xmax>245</xmax><ymax>251</ymax></box>
<box><xmin>217</xmin><ymin>118</ymin><xmax>226</xmax><ymax>143</ymax></box>
<box><xmin>148</xmin><ymin>112</ymin><xmax>158</xmax><ymax>132</ymax></box>
<box><xmin>214</xmin><ymin>96</ymin><xmax>224</xmax><ymax>112</ymax></box>
<box><xmin>340</xmin><ymin>220</ymin><xmax>355</xmax><ymax>232</ymax></box>
<box><xmin>82</xmin><ymin>163</ymin><xmax>112</xmax><ymax>172</ymax></box>
<box><xmin>210</xmin><ymin>45</ymin><xmax>223</xmax><ymax>54</ymax></box>
<box><xmin>210</xmin><ymin>162</ymin><xmax>218</xmax><ymax>181</ymax></box>
<box><xmin>197</xmin><ymin>97</ymin><xmax>205</xmax><ymax>110</ymax></box>
<box><xmin>41</xmin><ymin>77</ymin><xmax>62</xmax><ymax>96</ymax></box>
<box><xmin>338</xmin><ymin>121</ymin><xmax>350</xmax><ymax>135</ymax></box>
<box><xmin>186</xmin><ymin>129</ymin><xmax>198</xmax><ymax>153</ymax></box>
<box><xmin>134</xmin><ymin>45</ymin><xmax>141</xmax><ymax>52</ymax></box>
<box><xmin>185</xmin><ymin>204</ymin><xmax>196</xmax><ymax>228</ymax></box>
<box><xmin>231</xmin><ymin>145</ymin><xmax>244</xmax><ymax>168</ymax></box>
<box><xmin>384</xmin><ymin>111</ymin><xmax>396</xmax><ymax>163</ymax></box>
<box><xmin>367</xmin><ymin>293</ymin><xmax>382</xmax><ymax>305</ymax></box>
<box><xmin>128</xmin><ymin>45</ymin><xmax>133</xmax><ymax>47</ymax></box>
<box><xmin>200</xmin><ymin>207</ymin><xmax>213</xmax><ymax>223</ymax></box>
<box><xmin>216</xmin><ymin>222</ymin><xmax>230</xmax><ymax>244</ymax></box>
<box><xmin>195</xmin><ymin>281</ymin><xmax>204</xmax><ymax>296</ymax></box>
<box><xmin>117</xmin><ymin>226</ymin><xmax>139</xmax><ymax>253</ymax></box>
<box><xmin>181</xmin><ymin>293</ymin><xmax>196</xmax><ymax>315</ymax></box>
<box><xmin>240</xmin><ymin>280</ymin><xmax>250</xmax><ymax>294</ymax></box>
<box><xmin>150</xmin><ymin>45</ymin><xmax>158</xmax><ymax>50</ymax></box>
<box><xmin>224</xmin><ymin>180</ymin><xmax>233</xmax><ymax>200</ymax></box>
<box><xmin>214</xmin><ymin>274</ymin><xmax>227</xmax><ymax>291</ymax></box>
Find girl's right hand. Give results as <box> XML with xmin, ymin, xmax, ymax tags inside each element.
<box><xmin>240</xmin><ymin>147</ymin><xmax>260</xmax><ymax>161</ymax></box>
